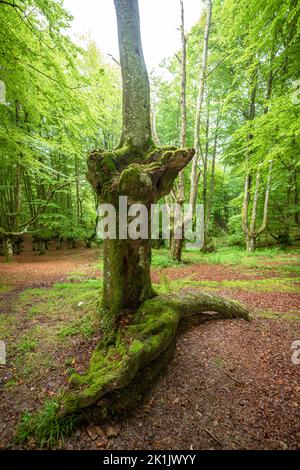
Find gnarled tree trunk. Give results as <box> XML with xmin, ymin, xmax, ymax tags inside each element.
<box><xmin>59</xmin><ymin>0</ymin><xmax>249</xmax><ymax>422</ymax></box>
<box><xmin>87</xmin><ymin>0</ymin><xmax>194</xmax><ymax>316</ymax></box>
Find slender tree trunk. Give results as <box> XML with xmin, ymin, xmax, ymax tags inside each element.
<box><xmin>150</xmin><ymin>103</ymin><xmax>160</xmax><ymax>146</ymax></box>
<box><xmin>242</xmin><ymin>68</ymin><xmax>257</xmax><ymax>249</ymax></box>
<box><xmin>246</xmin><ymin>160</ymin><xmax>272</xmax><ymax>251</ymax></box>
<box><xmin>171</xmin><ymin>0</ymin><xmax>187</xmax><ymax>262</ymax></box>
<box><xmin>249</xmin><ymin>169</ymin><xmax>260</xmax><ymax>236</ymax></box>
<box><xmin>294</xmin><ymin>170</ymin><xmax>299</xmax><ymax>225</ymax></box>
<box><xmin>4</xmin><ymin>238</ymin><xmax>13</xmax><ymax>262</ymax></box>
<box><xmin>189</xmin><ymin>0</ymin><xmax>212</xmax><ymax>214</ymax></box>
<box><xmin>201</xmin><ymin>108</ymin><xmax>210</xmax><ymax>252</ymax></box>
<box><xmin>205</xmin><ymin>102</ymin><xmax>220</xmax><ymax>250</ymax></box>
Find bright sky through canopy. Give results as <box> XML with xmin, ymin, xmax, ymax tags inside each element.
<box><xmin>63</xmin><ymin>0</ymin><xmax>204</xmax><ymax>70</ymax></box>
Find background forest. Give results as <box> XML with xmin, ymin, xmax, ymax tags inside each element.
<box><xmin>0</xmin><ymin>0</ymin><xmax>299</xmax><ymax>260</ymax></box>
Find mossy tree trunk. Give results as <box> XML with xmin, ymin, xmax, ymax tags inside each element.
<box><xmin>4</xmin><ymin>238</ymin><xmax>13</xmax><ymax>262</ymax></box>
<box><xmin>59</xmin><ymin>0</ymin><xmax>250</xmax><ymax>421</ymax></box>
<box><xmin>87</xmin><ymin>0</ymin><xmax>194</xmax><ymax>317</ymax></box>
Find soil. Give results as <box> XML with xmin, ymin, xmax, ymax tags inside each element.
<box><xmin>0</xmin><ymin>247</ymin><xmax>299</xmax><ymax>450</ymax></box>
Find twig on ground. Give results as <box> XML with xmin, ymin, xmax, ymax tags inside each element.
<box><xmin>221</xmin><ymin>368</ymin><xmax>244</xmax><ymax>385</ymax></box>
<box><xmin>205</xmin><ymin>428</ymin><xmax>223</xmax><ymax>447</ymax></box>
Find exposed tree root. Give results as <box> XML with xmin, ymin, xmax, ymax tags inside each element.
<box><xmin>60</xmin><ymin>291</ymin><xmax>249</xmax><ymax>417</ymax></box>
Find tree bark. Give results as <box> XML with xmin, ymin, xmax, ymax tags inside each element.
<box><xmin>294</xmin><ymin>170</ymin><xmax>299</xmax><ymax>225</ymax></box>
<box><xmin>4</xmin><ymin>238</ymin><xmax>13</xmax><ymax>262</ymax></box>
<box><xmin>201</xmin><ymin>107</ymin><xmax>209</xmax><ymax>252</ymax></box>
<box><xmin>204</xmin><ymin>102</ymin><xmax>220</xmax><ymax>251</ymax></box>
<box><xmin>189</xmin><ymin>0</ymin><xmax>212</xmax><ymax>215</ymax></box>
<box><xmin>242</xmin><ymin>68</ymin><xmax>257</xmax><ymax>249</ymax></box>
<box><xmin>114</xmin><ymin>0</ymin><xmax>152</xmax><ymax>149</ymax></box>
<box><xmin>171</xmin><ymin>0</ymin><xmax>187</xmax><ymax>262</ymax></box>
<box><xmin>88</xmin><ymin>145</ymin><xmax>194</xmax><ymax>316</ymax></box>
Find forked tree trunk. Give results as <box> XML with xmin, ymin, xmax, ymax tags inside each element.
<box><xmin>88</xmin><ymin>0</ymin><xmax>194</xmax><ymax>315</ymax></box>
<box><xmin>172</xmin><ymin>0</ymin><xmax>212</xmax><ymax>260</ymax></box>
<box><xmin>102</xmin><ymin>0</ymin><xmax>153</xmax><ymax>314</ymax></box>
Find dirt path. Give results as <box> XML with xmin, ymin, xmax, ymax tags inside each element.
<box><xmin>0</xmin><ymin>249</ymin><xmax>101</xmax><ymax>289</ymax></box>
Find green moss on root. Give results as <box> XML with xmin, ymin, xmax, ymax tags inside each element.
<box><xmin>60</xmin><ymin>291</ymin><xmax>248</xmax><ymax>415</ymax></box>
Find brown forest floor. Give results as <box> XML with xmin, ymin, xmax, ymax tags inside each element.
<box><xmin>0</xmin><ymin>246</ymin><xmax>300</xmax><ymax>450</ymax></box>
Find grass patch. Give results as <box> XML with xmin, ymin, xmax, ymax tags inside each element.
<box><xmin>18</xmin><ymin>338</ymin><xmax>37</xmax><ymax>353</ymax></box>
<box><xmin>0</xmin><ymin>314</ymin><xmax>17</xmax><ymax>340</ymax></box>
<box><xmin>0</xmin><ymin>284</ymin><xmax>12</xmax><ymax>294</ymax></box>
<box><xmin>152</xmin><ymin>246</ymin><xmax>300</xmax><ymax>272</ymax></box>
<box><xmin>152</xmin><ymin>250</ymin><xmax>178</xmax><ymax>268</ymax></box>
<box><xmin>253</xmin><ymin>310</ymin><xmax>300</xmax><ymax>322</ymax></box>
<box><xmin>155</xmin><ymin>276</ymin><xmax>300</xmax><ymax>294</ymax></box>
<box><xmin>15</xmin><ymin>399</ymin><xmax>79</xmax><ymax>448</ymax></box>
<box><xmin>58</xmin><ymin>314</ymin><xmax>96</xmax><ymax>338</ymax></box>
<box><xmin>3</xmin><ymin>378</ymin><xmax>17</xmax><ymax>390</ymax></box>
<box><xmin>0</xmin><ymin>279</ymin><xmax>102</xmax><ymax>391</ymax></box>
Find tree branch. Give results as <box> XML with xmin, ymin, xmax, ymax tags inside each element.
<box><xmin>0</xmin><ymin>1</ymin><xmax>24</xmax><ymax>11</ymax></box>
<box><xmin>2</xmin><ymin>180</ymin><xmax>75</xmax><ymax>237</ymax></box>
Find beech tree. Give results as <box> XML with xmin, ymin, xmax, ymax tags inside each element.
<box><xmin>170</xmin><ymin>0</ymin><xmax>187</xmax><ymax>263</ymax></box>
<box><xmin>59</xmin><ymin>0</ymin><xmax>249</xmax><ymax>418</ymax></box>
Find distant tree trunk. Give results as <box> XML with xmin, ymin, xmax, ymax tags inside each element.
<box><xmin>245</xmin><ymin>161</ymin><xmax>272</xmax><ymax>252</ymax></box>
<box><xmin>150</xmin><ymin>103</ymin><xmax>160</xmax><ymax>146</ymax></box>
<box><xmin>4</xmin><ymin>238</ymin><xmax>13</xmax><ymax>263</ymax></box>
<box><xmin>189</xmin><ymin>0</ymin><xmax>212</xmax><ymax>215</ymax></box>
<box><xmin>294</xmin><ymin>170</ymin><xmax>299</xmax><ymax>225</ymax></box>
<box><xmin>242</xmin><ymin>68</ymin><xmax>257</xmax><ymax>250</ymax></box>
<box><xmin>171</xmin><ymin>0</ymin><xmax>187</xmax><ymax>262</ymax></box>
<box><xmin>242</xmin><ymin>56</ymin><xmax>275</xmax><ymax>252</ymax></box>
<box><xmin>200</xmin><ymin>107</ymin><xmax>210</xmax><ymax>252</ymax></box>
<box><xmin>204</xmin><ymin>102</ymin><xmax>220</xmax><ymax>251</ymax></box>
<box><xmin>171</xmin><ymin>0</ymin><xmax>212</xmax><ymax>260</ymax></box>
